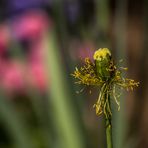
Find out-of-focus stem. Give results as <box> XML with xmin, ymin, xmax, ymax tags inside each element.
<box><xmin>113</xmin><ymin>0</ymin><xmax>128</xmax><ymax>148</ymax></box>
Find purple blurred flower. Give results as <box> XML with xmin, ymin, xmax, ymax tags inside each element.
<box><xmin>7</xmin><ymin>0</ymin><xmax>50</xmax><ymax>15</ymax></box>
<box><xmin>64</xmin><ymin>1</ymin><xmax>80</xmax><ymax>24</ymax></box>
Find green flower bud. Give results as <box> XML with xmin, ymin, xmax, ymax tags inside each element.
<box><xmin>93</xmin><ymin>48</ymin><xmax>112</xmax><ymax>81</ymax></box>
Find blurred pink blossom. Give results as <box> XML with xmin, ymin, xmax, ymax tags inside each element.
<box><xmin>0</xmin><ymin>11</ymin><xmax>51</xmax><ymax>93</ymax></box>
<box><xmin>70</xmin><ymin>40</ymin><xmax>95</xmax><ymax>61</ymax></box>
<box><xmin>77</xmin><ymin>42</ymin><xmax>95</xmax><ymax>60</ymax></box>
<box><xmin>1</xmin><ymin>61</ymin><xmax>25</xmax><ymax>92</ymax></box>
<box><xmin>28</xmin><ymin>40</ymin><xmax>45</xmax><ymax>62</ymax></box>
<box><xmin>29</xmin><ymin>61</ymin><xmax>47</xmax><ymax>91</ymax></box>
<box><xmin>12</xmin><ymin>10</ymin><xmax>50</xmax><ymax>39</ymax></box>
<box><xmin>0</xmin><ymin>24</ymin><xmax>10</xmax><ymax>54</ymax></box>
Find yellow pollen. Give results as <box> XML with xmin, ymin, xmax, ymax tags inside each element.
<box><xmin>93</xmin><ymin>48</ymin><xmax>111</xmax><ymax>60</ymax></box>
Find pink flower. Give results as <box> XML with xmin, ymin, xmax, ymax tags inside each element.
<box><xmin>70</xmin><ymin>40</ymin><xmax>95</xmax><ymax>61</ymax></box>
<box><xmin>0</xmin><ymin>24</ymin><xmax>10</xmax><ymax>54</ymax></box>
<box><xmin>28</xmin><ymin>40</ymin><xmax>45</xmax><ymax>62</ymax></box>
<box><xmin>29</xmin><ymin>62</ymin><xmax>47</xmax><ymax>91</ymax></box>
<box><xmin>77</xmin><ymin>42</ymin><xmax>95</xmax><ymax>60</ymax></box>
<box><xmin>12</xmin><ymin>10</ymin><xmax>50</xmax><ymax>39</ymax></box>
<box><xmin>0</xmin><ymin>10</ymin><xmax>51</xmax><ymax>93</ymax></box>
<box><xmin>1</xmin><ymin>62</ymin><xmax>25</xmax><ymax>92</ymax></box>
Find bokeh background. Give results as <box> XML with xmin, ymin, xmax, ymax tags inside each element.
<box><xmin>0</xmin><ymin>0</ymin><xmax>147</xmax><ymax>148</ymax></box>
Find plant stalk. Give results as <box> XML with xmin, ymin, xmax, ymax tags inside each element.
<box><xmin>106</xmin><ymin>118</ymin><xmax>113</xmax><ymax>148</ymax></box>
<box><xmin>105</xmin><ymin>94</ymin><xmax>113</xmax><ymax>148</ymax></box>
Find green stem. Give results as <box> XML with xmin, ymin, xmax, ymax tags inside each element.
<box><xmin>106</xmin><ymin>118</ymin><xmax>113</xmax><ymax>148</ymax></box>
<box><xmin>105</xmin><ymin>93</ymin><xmax>113</xmax><ymax>148</ymax></box>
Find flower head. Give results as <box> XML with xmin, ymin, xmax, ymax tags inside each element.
<box><xmin>94</xmin><ymin>48</ymin><xmax>114</xmax><ymax>81</ymax></box>
<box><xmin>93</xmin><ymin>48</ymin><xmax>111</xmax><ymax>61</ymax></box>
<box><xmin>72</xmin><ymin>48</ymin><xmax>139</xmax><ymax>118</ymax></box>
